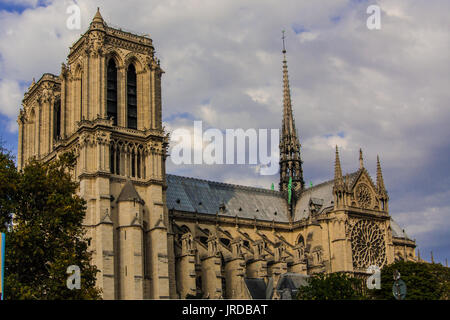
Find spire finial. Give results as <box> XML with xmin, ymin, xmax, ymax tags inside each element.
<box><xmin>282</xmin><ymin>30</ymin><xmax>286</xmax><ymax>54</ymax></box>
<box><xmin>431</xmin><ymin>251</ymin><xmax>435</xmax><ymax>263</ymax></box>
<box><xmin>359</xmin><ymin>148</ymin><xmax>364</xmax><ymax>169</ymax></box>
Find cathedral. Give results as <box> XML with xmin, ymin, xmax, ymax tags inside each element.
<box><xmin>16</xmin><ymin>9</ymin><xmax>416</xmax><ymax>299</ymax></box>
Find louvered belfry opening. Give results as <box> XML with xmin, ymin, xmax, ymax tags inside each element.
<box><xmin>107</xmin><ymin>58</ymin><xmax>118</xmax><ymax>126</ymax></box>
<box><xmin>127</xmin><ymin>64</ymin><xmax>137</xmax><ymax>129</ymax></box>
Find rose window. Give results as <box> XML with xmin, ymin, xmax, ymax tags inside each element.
<box><xmin>351</xmin><ymin>220</ymin><xmax>386</xmax><ymax>269</ymax></box>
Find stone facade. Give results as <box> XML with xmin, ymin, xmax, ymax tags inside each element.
<box><xmin>17</xmin><ymin>9</ymin><xmax>416</xmax><ymax>300</ymax></box>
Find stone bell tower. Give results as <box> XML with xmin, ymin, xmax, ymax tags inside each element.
<box><xmin>18</xmin><ymin>8</ymin><xmax>173</xmax><ymax>299</ymax></box>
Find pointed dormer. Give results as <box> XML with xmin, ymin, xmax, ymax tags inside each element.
<box><xmin>279</xmin><ymin>31</ymin><xmax>304</xmax><ymax>196</ymax></box>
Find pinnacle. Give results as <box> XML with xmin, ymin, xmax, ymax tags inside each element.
<box><xmin>92</xmin><ymin>7</ymin><xmax>104</xmax><ymax>24</ymax></box>
<box><xmin>376</xmin><ymin>155</ymin><xmax>385</xmax><ymax>191</ymax></box>
<box><xmin>334</xmin><ymin>145</ymin><xmax>344</xmax><ymax>185</ymax></box>
<box><xmin>359</xmin><ymin>148</ymin><xmax>364</xmax><ymax>169</ymax></box>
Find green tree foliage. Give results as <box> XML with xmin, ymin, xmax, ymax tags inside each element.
<box><xmin>371</xmin><ymin>260</ymin><xmax>450</xmax><ymax>300</ymax></box>
<box><xmin>297</xmin><ymin>272</ymin><xmax>367</xmax><ymax>300</ymax></box>
<box><xmin>0</xmin><ymin>144</ymin><xmax>19</xmax><ymax>232</ymax></box>
<box><xmin>0</xmin><ymin>148</ymin><xmax>101</xmax><ymax>299</ymax></box>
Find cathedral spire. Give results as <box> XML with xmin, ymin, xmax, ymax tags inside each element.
<box><xmin>279</xmin><ymin>30</ymin><xmax>304</xmax><ymax>195</ymax></box>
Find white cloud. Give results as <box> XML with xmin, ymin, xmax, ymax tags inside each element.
<box><xmin>297</xmin><ymin>31</ymin><xmax>318</xmax><ymax>43</ymax></box>
<box><xmin>245</xmin><ymin>88</ymin><xmax>271</xmax><ymax>105</ymax></box>
<box><xmin>0</xmin><ymin>79</ymin><xmax>23</xmax><ymax>118</ymax></box>
<box><xmin>0</xmin><ymin>0</ymin><xmax>40</xmax><ymax>7</ymax></box>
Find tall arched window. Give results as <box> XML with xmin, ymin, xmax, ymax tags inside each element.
<box><xmin>131</xmin><ymin>149</ymin><xmax>136</xmax><ymax>177</ymax></box>
<box><xmin>143</xmin><ymin>221</ymin><xmax>149</xmax><ymax>277</ymax></box>
<box><xmin>110</xmin><ymin>145</ymin><xmax>115</xmax><ymax>174</ymax></box>
<box><xmin>80</xmin><ymin>76</ymin><xmax>83</xmax><ymax>120</ymax></box>
<box><xmin>127</xmin><ymin>64</ymin><xmax>137</xmax><ymax>129</ymax></box>
<box><xmin>54</xmin><ymin>99</ymin><xmax>61</xmax><ymax>140</ymax></box>
<box><xmin>107</xmin><ymin>59</ymin><xmax>118</xmax><ymax>125</ymax></box>
<box><xmin>297</xmin><ymin>235</ymin><xmax>305</xmax><ymax>246</ymax></box>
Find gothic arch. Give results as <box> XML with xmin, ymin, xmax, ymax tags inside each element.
<box><xmin>28</xmin><ymin>108</ymin><xmax>36</xmax><ymax>157</ymax></box>
<box><xmin>105</xmin><ymin>49</ymin><xmax>125</xmax><ymax>70</ymax></box>
<box><xmin>179</xmin><ymin>224</ymin><xmax>192</xmax><ymax>235</ymax></box>
<box><xmin>296</xmin><ymin>234</ymin><xmax>305</xmax><ymax>246</ymax></box>
<box><xmin>74</xmin><ymin>63</ymin><xmax>83</xmax><ymax>78</ymax></box>
<box><xmin>106</xmin><ymin>58</ymin><xmax>118</xmax><ymax>125</ymax></box>
<box><xmin>126</xmin><ymin>62</ymin><xmax>138</xmax><ymax>129</ymax></box>
<box><xmin>124</xmin><ymin>53</ymin><xmax>144</xmax><ymax>73</ymax></box>
<box><xmin>73</xmin><ymin>63</ymin><xmax>84</xmax><ymax>121</ymax></box>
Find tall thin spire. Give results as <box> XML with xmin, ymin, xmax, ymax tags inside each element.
<box><xmin>376</xmin><ymin>155</ymin><xmax>386</xmax><ymax>192</ymax></box>
<box><xmin>281</xmin><ymin>30</ymin><xmax>296</xmax><ymax>140</ymax></box>
<box><xmin>279</xmin><ymin>30</ymin><xmax>304</xmax><ymax>195</ymax></box>
<box><xmin>334</xmin><ymin>146</ymin><xmax>343</xmax><ymax>182</ymax></box>
<box><xmin>359</xmin><ymin>148</ymin><xmax>364</xmax><ymax>169</ymax></box>
<box><xmin>333</xmin><ymin>146</ymin><xmax>345</xmax><ymax>200</ymax></box>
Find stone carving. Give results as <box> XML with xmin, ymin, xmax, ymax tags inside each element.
<box><xmin>355</xmin><ymin>183</ymin><xmax>372</xmax><ymax>208</ymax></box>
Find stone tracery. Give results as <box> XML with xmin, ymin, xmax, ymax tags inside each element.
<box><xmin>351</xmin><ymin>220</ymin><xmax>386</xmax><ymax>269</ymax></box>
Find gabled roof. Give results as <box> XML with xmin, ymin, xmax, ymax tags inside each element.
<box><xmin>348</xmin><ymin>168</ymin><xmax>377</xmax><ymax>192</ymax></box>
<box><xmin>117</xmin><ymin>179</ymin><xmax>144</xmax><ymax>203</ymax></box>
<box><xmin>166</xmin><ymin>174</ymin><xmax>289</xmax><ymax>223</ymax></box>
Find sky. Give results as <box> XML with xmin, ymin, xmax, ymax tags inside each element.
<box><xmin>0</xmin><ymin>0</ymin><xmax>449</xmax><ymax>264</ymax></box>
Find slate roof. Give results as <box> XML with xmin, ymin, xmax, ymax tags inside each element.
<box><xmin>166</xmin><ymin>173</ymin><xmax>412</xmax><ymax>242</ymax></box>
<box><xmin>244</xmin><ymin>278</ymin><xmax>267</xmax><ymax>299</ymax></box>
<box><xmin>294</xmin><ymin>180</ymin><xmax>334</xmax><ymax>220</ymax></box>
<box><xmin>166</xmin><ymin>174</ymin><xmax>289</xmax><ymax>222</ymax></box>
<box><xmin>390</xmin><ymin>218</ymin><xmax>411</xmax><ymax>240</ymax></box>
